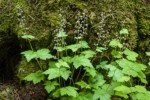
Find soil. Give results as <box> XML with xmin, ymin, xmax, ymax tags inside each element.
<box><xmin>0</xmin><ymin>78</ymin><xmax>47</xmax><ymax>100</ymax></box>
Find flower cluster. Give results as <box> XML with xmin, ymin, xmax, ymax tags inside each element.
<box><xmin>94</xmin><ymin>12</ymin><xmax>110</xmax><ymax>48</ymax></box>
<box><xmin>74</xmin><ymin>12</ymin><xmax>88</xmax><ymax>41</ymax></box>
<box><xmin>17</xmin><ymin>8</ymin><xmax>28</xmax><ymax>35</ymax></box>
<box><xmin>53</xmin><ymin>11</ymin><xmax>67</xmax><ymax>50</ymax></box>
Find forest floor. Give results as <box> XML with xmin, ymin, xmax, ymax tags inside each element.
<box><xmin>0</xmin><ymin>78</ymin><xmax>46</xmax><ymax>100</ymax></box>
<box><xmin>0</xmin><ymin>79</ymin><xmax>21</xmax><ymax>100</ymax></box>
<box><xmin>0</xmin><ymin>78</ymin><xmax>150</xmax><ymax>100</ymax></box>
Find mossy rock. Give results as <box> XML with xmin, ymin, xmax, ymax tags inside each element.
<box><xmin>1</xmin><ymin>0</ymin><xmax>150</xmax><ymax>81</ymax></box>
<box><xmin>17</xmin><ymin>58</ymin><xmax>39</xmax><ymax>80</ymax></box>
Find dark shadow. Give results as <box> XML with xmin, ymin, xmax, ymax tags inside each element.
<box><xmin>145</xmin><ymin>0</ymin><xmax>150</xmax><ymax>4</ymax></box>
<box><xmin>0</xmin><ymin>30</ymin><xmax>21</xmax><ymax>81</ymax></box>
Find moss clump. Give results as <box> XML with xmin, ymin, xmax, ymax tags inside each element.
<box><xmin>137</xmin><ymin>5</ymin><xmax>150</xmax><ymax>37</ymax></box>
<box><xmin>17</xmin><ymin>58</ymin><xmax>39</xmax><ymax>80</ymax></box>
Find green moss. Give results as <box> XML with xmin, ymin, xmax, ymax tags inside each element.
<box><xmin>139</xmin><ymin>39</ymin><xmax>150</xmax><ymax>51</ymax></box>
<box><xmin>137</xmin><ymin>10</ymin><xmax>150</xmax><ymax>37</ymax></box>
<box><xmin>17</xmin><ymin>58</ymin><xmax>39</xmax><ymax>80</ymax></box>
<box><xmin>75</xmin><ymin>1</ymin><xmax>88</xmax><ymax>10</ymax></box>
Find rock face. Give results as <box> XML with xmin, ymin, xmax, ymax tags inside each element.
<box><xmin>0</xmin><ymin>0</ymin><xmax>149</xmax><ymax>98</ymax></box>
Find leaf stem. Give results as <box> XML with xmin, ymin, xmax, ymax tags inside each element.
<box><xmin>129</xmin><ymin>79</ymin><xmax>133</xmax><ymax>87</ymax></box>
<box><xmin>28</xmin><ymin>40</ymin><xmax>34</xmax><ymax>51</ymax></box>
<box><xmin>70</xmin><ymin>65</ymin><xmax>75</xmax><ymax>86</ymax></box>
<box><xmin>81</xmin><ymin>71</ymin><xmax>86</xmax><ymax>80</ymax></box>
<box><xmin>59</xmin><ymin>68</ymin><xmax>61</xmax><ymax>87</ymax></box>
<box><xmin>75</xmin><ymin>66</ymin><xmax>82</xmax><ymax>82</ymax></box>
<box><xmin>28</xmin><ymin>39</ymin><xmax>42</xmax><ymax>70</ymax></box>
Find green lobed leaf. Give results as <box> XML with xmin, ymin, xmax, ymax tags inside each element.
<box><xmin>96</xmin><ymin>61</ymin><xmax>108</xmax><ymax>69</ymax></box>
<box><xmin>71</xmin><ymin>55</ymin><xmax>83</xmax><ymax>69</ymax></box>
<box><xmin>76</xmin><ymin>80</ymin><xmax>91</xmax><ymax>89</ymax></box>
<box><xmin>115</xmin><ymin>91</ymin><xmax>128</xmax><ymax>99</ymax></box>
<box><xmin>116</xmin><ymin>59</ymin><xmax>147</xmax><ymax>83</ymax></box>
<box><xmin>114</xmin><ymin>85</ymin><xmax>131</xmax><ymax>94</ymax></box>
<box><xmin>90</xmin><ymin>80</ymin><xmax>105</xmax><ymax>89</ymax></box>
<box><xmin>66</xmin><ymin>41</ymin><xmax>89</xmax><ymax>52</ymax></box>
<box><xmin>21</xmin><ymin>34</ymin><xmax>35</xmax><ymax>39</ymax></box>
<box><xmin>43</xmin><ymin>68</ymin><xmax>60</xmax><ymax>80</ymax></box>
<box><xmin>134</xmin><ymin>85</ymin><xmax>147</xmax><ymax>93</ymax></box>
<box><xmin>89</xmin><ymin>73</ymin><xmax>104</xmax><ymax>83</ymax></box>
<box><xmin>139</xmin><ymin>78</ymin><xmax>147</xmax><ymax>84</ymax></box>
<box><xmin>66</xmin><ymin>44</ymin><xmax>80</xmax><ymax>52</ymax></box>
<box><xmin>108</xmin><ymin>68</ymin><xmax>123</xmax><ymax>81</ymax></box>
<box><xmin>109</xmin><ymin>81</ymin><xmax>122</xmax><ymax>90</ymax></box>
<box><xmin>105</xmin><ymin>64</ymin><xmax>117</xmax><ymax>71</ymax></box>
<box><xmin>146</xmin><ymin>52</ymin><xmax>150</xmax><ymax>56</ymax></box>
<box><xmin>79</xmin><ymin>58</ymin><xmax>93</xmax><ymax>68</ymax></box>
<box><xmin>44</xmin><ymin>67</ymin><xmax>71</xmax><ymax>80</ymax></box>
<box><xmin>132</xmin><ymin>93</ymin><xmax>146</xmax><ymax>100</ymax></box>
<box><xmin>124</xmin><ymin>49</ymin><xmax>138</xmax><ymax>61</ymax></box>
<box><xmin>96</xmin><ymin>47</ymin><xmax>106</xmax><ymax>52</ymax></box>
<box><xmin>24</xmin><ymin>70</ymin><xmax>44</xmax><ymax>84</ymax></box>
<box><xmin>74</xmin><ymin>92</ymin><xmax>93</xmax><ymax>100</ymax></box>
<box><xmin>93</xmin><ymin>87</ymin><xmax>111</xmax><ymax>100</ymax></box>
<box><xmin>89</xmin><ymin>73</ymin><xmax>106</xmax><ymax>89</ymax></box>
<box><xmin>60</xmin><ymin>68</ymin><xmax>71</xmax><ymax>80</ymax></box>
<box><xmin>71</xmin><ymin>55</ymin><xmax>93</xmax><ymax>69</ymax></box>
<box><xmin>138</xmin><ymin>70</ymin><xmax>146</xmax><ymax>79</ymax></box>
<box><xmin>130</xmin><ymin>87</ymin><xmax>137</xmax><ymax>93</ymax></box>
<box><xmin>78</xmin><ymin>40</ymin><xmax>90</xmax><ymax>48</ymax></box>
<box><xmin>48</xmin><ymin>61</ymin><xmax>57</xmax><ymax>68</ymax></box>
<box><xmin>59</xmin><ymin>86</ymin><xmax>78</xmax><ymax>97</ymax></box>
<box><xmin>123</xmin><ymin>68</ymin><xmax>139</xmax><ymax>77</ymax></box>
<box><xmin>93</xmin><ymin>83</ymin><xmax>118</xmax><ymax>100</ymax></box>
<box><xmin>99</xmin><ymin>93</ymin><xmax>111</xmax><ymax>100</ymax></box>
<box><xmin>111</xmin><ymin>50</ymin><xmax>122</xmax><ymax>58</ymax></box>
<box><xmin>81</xmin><ymin>50</ymin><xmax>96</xmax><ymax>58</ymax></box>
<box><xmin>44</xmin><ymin>81</ymin><xmax>59</xmax><ymax>93</ymax></box>
<box><xmin>61</xmin><ymin>91</ymin><xmax>93</xmax><ymax>100</ymax></box>
<box><xmin>109</xmin><ymin>39</ymin><xmax>123</xmax><ymax>48</ymax></box>
<box><xmin>36</xmin><ymin>48</ymin><xmax>54</xmax><ymax>60</ymax></box>
<box><xmin>21</xmin><ymin>50</ymin><xmax>36</xmax><ymax>62</ymax></box>
<box><xmin>55</xmin><ymin>46</ymin><xmax>67</xmax><ymax>52</ymax></box>
<box><xmin>137</xmin><ymin>72</ymin><xmax>147</xmax><ymax>84</ymax></box>
<box><xmin>62</xmin><ymin>56</ymin><xmax>72</xmax><ymax>63</ymax></box>
<box><xmin>117</xmin><ymin>59</ymin><xmax>146</xmax><ymax>72</ymax></box>
<box><xmin>136</xmin><ymin>63</ymin><xmax>147</xmax><ymax>71</ymax></box>
<box><xmin>119</xmin><ymin>28</ymin><xmax>129</xmax><ymax>35</ymax></box>
<box><xmin>131</xmin><ymin>87</ymin><xmax>150</xmax><ymax>100</ymax></box>
<box><xmin>55</xmin><ymin>59</ymin><xmax>70</xmax><ymax>68</ymax></box>
<box><xmin>85</xmin><ymin>67</ymin><xmax>96</xmax><ymax>77</ymax></box>
<box><xmin>21</xmin><ymin>49</ymin><xmax>53</xmax><ymax>62</ymax></box>
<box><xmin>53</xmin><ymin>88</ymin><xmax>60</xmax><ymax>98</ymax></box>
<box><xmin>118</xmin><ymin>76</ymin><xmax>130</xmax><ymax>82</ymax></box>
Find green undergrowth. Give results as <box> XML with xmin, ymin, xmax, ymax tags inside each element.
<box><xmin>21</xmin><ymin>29</ymin><xmax>150</xmax><ymax>100</ymax></box>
